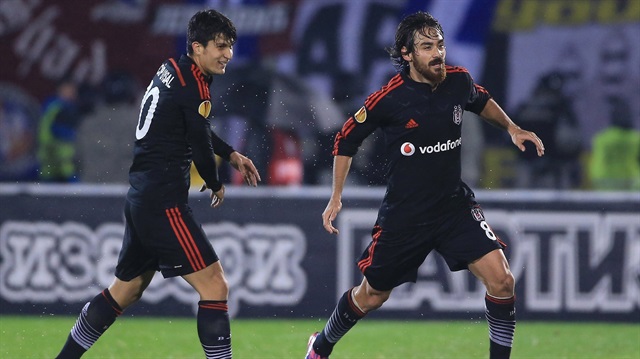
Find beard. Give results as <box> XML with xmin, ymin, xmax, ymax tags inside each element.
<box><xmin>415</xmin><ymin>58</ymin><xmax>447</xmax><ymax>84</ymax></box>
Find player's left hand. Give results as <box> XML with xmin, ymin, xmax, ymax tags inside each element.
<box><xmin>509</xmin><ymin>126</ymin><xmax>545</xmax><ymax>157</ymax></box>
<box><xmin>229</xmin><ymin>151</ymin><xmax>261</xmax><ymax>186</ymax></box>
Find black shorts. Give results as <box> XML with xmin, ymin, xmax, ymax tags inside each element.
<box><xmin>357</xmin><ymin>198</ymin><xmax>505</xmax><ymax>291</ymax></box>
<box><xmin>115</xmin><ymin>200</ymin><xmax>219</xmax><ymax>281</ymax></box>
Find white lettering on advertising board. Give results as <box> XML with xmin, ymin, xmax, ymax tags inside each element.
<box><xmin>0</xmin><ymin>221</ymin><xmax>306</xmax><ymax>317</ymax></box>
<box><xmin>337</xmin><ymin>210</ymin><xmax>640</xmax><ymax>313</ymax></box>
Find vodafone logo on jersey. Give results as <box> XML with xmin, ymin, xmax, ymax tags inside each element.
<box><xmin>400</xmin><ymin>137</ymin><xmax>462</xmax><ymax>156</ymax></box>
<box><xmin>400</xmin><ymin>142</ymin><xmax>415</xmax><ymax>156</ymax></box>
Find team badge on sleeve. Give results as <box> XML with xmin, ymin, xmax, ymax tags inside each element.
<box><xmin>354</xmin><ymin>106</ymin><xmax>367</xmax><ymax>123</ymax></box>
<box><xmin>470</xmin><ymin>205</ymin><xmax>485</xmax><ymax>221</ymax></box>
<box><xmin>198</xmin><ymin>100</ymin><xmax>211</xmax><ymax>118</ymax></box>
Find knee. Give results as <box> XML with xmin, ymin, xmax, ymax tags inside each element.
<box><xmin>110</xmin><ymin>285</ymin><xmax>144</xmax><ymax>309</ymax></box>
<box><xmin>201</xmin><ymin>271</ymin><xmax>229</xmax><ymax>300</ymax></box>
<box><xmin>486</xmin><ymin>271</ymin><xmax>515</xmax><ymax>297</ymax></box>
<box><xmin>213</xmin><ymin>273</ymin><xmax>229</xmax><ymax>295</ymax></box>
<box><xmin>355</xmin><ymin>287</ymin><xmax>390</xmax><ymax>312</ymax></box>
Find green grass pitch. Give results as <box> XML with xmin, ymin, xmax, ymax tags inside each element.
<box><xmin>1</xmin><ymin>316</ymin><xmax>638</xmax><ymax>358</ymax></box>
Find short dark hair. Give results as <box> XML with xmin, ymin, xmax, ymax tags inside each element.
<box><xmin>387</xmin><ymin>11</ymin><xmax>444</xmax><ymax>73</ymax></box>
<box><xmin>186</xmin><ymin>9</ymin><xmax>237</xmax><ymax>55</ymax></box>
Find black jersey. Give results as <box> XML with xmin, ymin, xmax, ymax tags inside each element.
<box><xmin>127</xmin><ymin>54</ymin><xmax>233</xmax><ymax>207</ymax></box>
<box><xmin>334</xmin><ymin>66</ymin><xmax>491</xmax><ymax>231</ymax></box>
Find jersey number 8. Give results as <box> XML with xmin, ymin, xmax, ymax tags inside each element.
<box><xmin>480</xmin><ymin>221</ymin><xmax>497</xmax><ymax>241</ymax></box>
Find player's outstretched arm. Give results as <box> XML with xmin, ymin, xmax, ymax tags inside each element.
<box><xmin>229</xmin><ymin>151</ymin><xmax>261</xmax><ymax>186</ymax></box>
<box><xmin>480</xmin><ymin>99</ymin><xmax>545</xmax><ymax>157</ymax></box>
<box><xmin>322</xmin><ymin>155</ymin><xmax>352</xmax><ymax>235</ymax></box>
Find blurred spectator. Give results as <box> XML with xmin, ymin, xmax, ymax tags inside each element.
<box><xmin>0</xmin><ymin>84</ymin><xmax>39</xmax><ymax>181</ymax></box>
<box><xmin>78</xmin><ymin>71</ymin><xmax>140</xmax><ymax>183</ymax></box>
<box><xmin>37</xmin><ymin>78</ymin><xmax>83</xmax><ymax>182</ymax></box>
<box><xmin>513</xmin><ymin>72</ymin><xmax>582</xmax><ymax>189</ymax></box>
<box><xmin>212</xmin><ymin>60</ymin><xmax>343</xmax><ymax>185</ymax></box>
<box><xmin>589</xmin><ymin>97</ymin><xmax>640</xmax><ymax>191</ymax></box>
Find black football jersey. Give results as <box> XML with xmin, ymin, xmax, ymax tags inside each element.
<box><xmin>127</xmin><ymin>54</ymin><xmax>233</xmax><ymax>207</ymax></box>
<box><xmin>334</xmin><ymin>66</ymin><xmax>491</xmax><ymax>230</ymax></box>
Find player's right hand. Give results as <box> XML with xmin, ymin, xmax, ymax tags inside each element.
<box><xmin>200</xmin><ymin>183</ymin><xmax>225</xmax><ymax>208</ymax></box>
<box><xmin>322</xmin><ymin>198</ymin><xmax>342</xmax><ymax>235</ymax></box>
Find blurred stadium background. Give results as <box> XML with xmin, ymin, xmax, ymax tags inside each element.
<box><xmin>1</xmin><ymin>0</ymin><xmax>639</xmax><ymax>357</ymax></box>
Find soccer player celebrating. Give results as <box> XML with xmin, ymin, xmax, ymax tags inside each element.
<box><xmin>306</xmin><ymin>11</ymin><xmax>544</xmax><ymax>359</ymax></box>
<box><xmin>56</xmin><ymin>9</ymin><xmax>260</xmax><ymax>359</ymax></box>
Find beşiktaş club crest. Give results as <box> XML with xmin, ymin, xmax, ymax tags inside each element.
<box><xmin>470</xmin><ymin>205</ymin><xmax>485</xmax><ymax>221</ymax></box>
<box><xmin>452</xmin><ymin>104</ymin><xmax>462</xmax><ymax>125</ymax></box>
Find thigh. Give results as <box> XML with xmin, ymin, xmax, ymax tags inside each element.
<box><xmin>436</xmin><ymin>203</ymin><xmax>505</xmax><ymax>272</ymax></box>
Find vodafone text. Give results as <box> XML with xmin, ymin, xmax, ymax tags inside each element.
<box><xmin>401</xmin><ymin>137</ymin><xmax>462</xmax><ymax>156</ymax></box>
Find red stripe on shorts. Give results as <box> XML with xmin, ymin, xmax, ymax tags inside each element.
<box><xmin>166</xmin><ymin>207</ymin><xmax>205</xmax><ymax>271</ymax></box>
<box><xmin>357</xmin><ymin>225</ymin><xmax>382</xmax><ymax>273</ymax></box>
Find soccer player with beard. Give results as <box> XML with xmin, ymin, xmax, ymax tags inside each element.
<box><xmin>56</xmin><ymin>9</ymin><xmax>260</xmax><ymax>359</ymax></box>
<box><xmin>305</xmin><ymin>12</ymin><xmax>544</xmax><ymax>359</ymax></box>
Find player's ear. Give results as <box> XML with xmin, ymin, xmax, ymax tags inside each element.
<box><xmin>192</xmin><ymin>42</ymin><xmax>203</xmax><ymax>55</ymax></box>
<box><xmin>401</xmin><ymin>46</ymin><xmax>412</xmax><ymax>62</ymax></box>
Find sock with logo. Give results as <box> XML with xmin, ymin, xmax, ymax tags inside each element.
<box><xmin>56</xmin><ymin>289</ymin><xmax>123</xmax><ymax>359</ymax></box>
<box><xmin>198</xmin><ymin>300</ymin><xmax>232</xmax><ymax>359</ymax></box>
<box><xmin>485</xmin><ymin>293</ymin><xmax>516</xmax><ymax>359</ymax></box>
<box><xmin>313</xmin><ymin>288</ymin><xmax>366</xmax><ymax>357</ymax></box>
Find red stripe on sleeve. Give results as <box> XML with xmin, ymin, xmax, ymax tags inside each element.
<box><xmin>332</xmin><ymin>117</ymin><xmax>356</xmax><ymax>155</ymax></box>
<box><xmin>365</xmin><ymin>74</ymin><xmax>402</xmax><ymax>110</ymax></box>
<box><xmin>168</xmin><ymin>58</ymin><xmax>186</xmax><ymax>87</ymax></box>
<box><xmin>475</xmin><ymin>83</ymin><xmax>489</xmax><ymax>94</ymax></box>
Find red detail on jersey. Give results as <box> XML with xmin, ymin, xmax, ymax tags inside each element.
<box><xmin>365</xmin><ymin>74</ymin><xmax>403</xmax><ymax>110</ymax></box>
<box><xmin>405</xmin><ymin>119</ymin><xmax>419</xmax><ymax>128</ymax></box>
<box><xmin>445</xmin><ymin>65</ymin><xmax>468</xmax><ymax>74</ymax></box>
<box><xmin>168</xmin><ymin>58</ymin><xmax>186</xmax><ymax>87</ymax></box>
<box><xmin>332</xmin><ymin>117</ymin><xmax>356</xmax><ymax>156</ymax></box>
<box><xmin>446</xmin><ymin>65</ymin><xmax>490</xmax><ymax>95</ymax></box>
<box><xmin>166</xmin><ymin>207</ymin><xmax>206</xmax><ymax>272</ymax></box>
<box><xmin>475</xmin><ymin>83</ymin><xmax>489</xmax><ymax>94</ymax></box>
<box><xmin>199</xmin><ymin>302</ymin><xmax>229</xmax><ymax>311</ymax></box>
<box><xmin>358</xmin><ymin>225</ymin><xmax>382</xmax><ymax>273</ymax></box>
<box><xmin>190</xmin><ymin>64</ymin><xmax>210</xmax><ymax>100</ymax></box>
